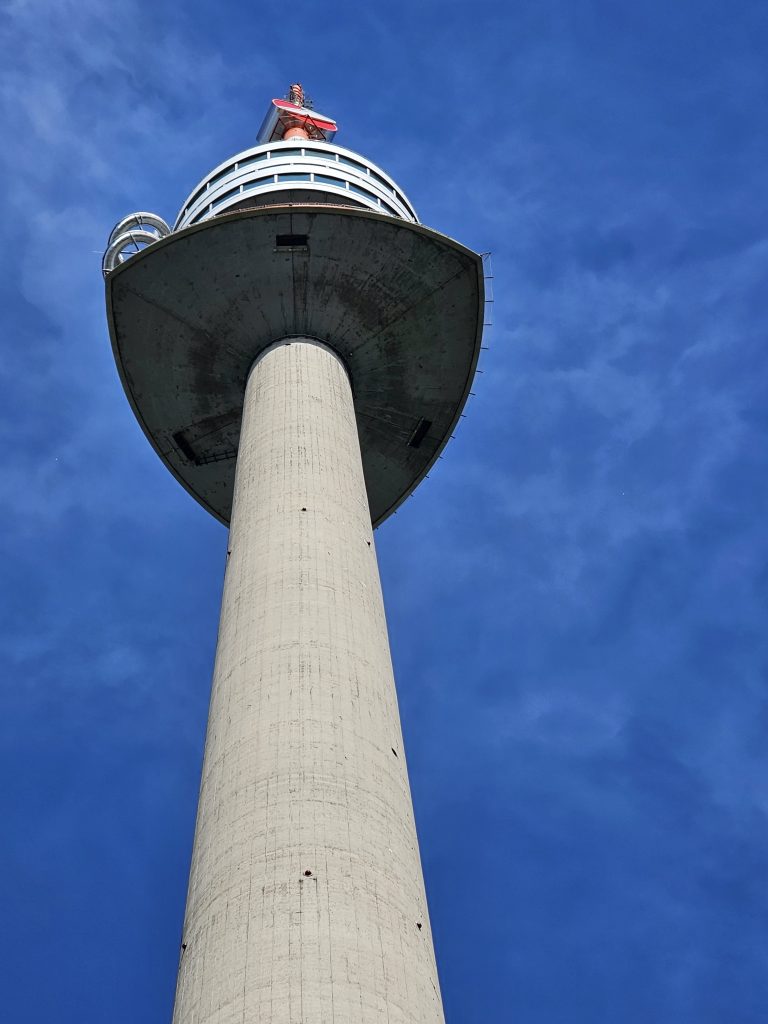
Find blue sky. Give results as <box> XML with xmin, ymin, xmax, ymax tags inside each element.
<box><xmin>1</xmin><ymin>0</ymin><xmax>768</xmax><ymax>1020</ymax></box>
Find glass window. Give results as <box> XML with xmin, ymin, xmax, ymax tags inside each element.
<box><xmin>242</xmin><ymin>176</ymin><xmax>275</xmax><ymax>191</ymax></box>
<box><xmin>313</xmin><ymin>174</ymin><xmax>344</xmax><ymax>187</ymax></box>
<box><xmin>209</xmin><ymin>165</ymin><xmax>235</xmax><ymax>188</ymax></box>
<box><xmin>369</xmin><ymin>169</ymin><xmax>395</xmax><ymax>194</ymax></box>
<box><xmin>303</xmin><ymin>149</ymin><xmax>338</xmax><ymax>161</ymax></box>
<box><xmin>273</xmin><ymin>147</ymin><xmax>303</xmax><ymax>157</ymax></box>
<box><xmin>277</xmin><ymin>172</ymin><xmax>311</xmax><ymax>182</ymax></box>
<box><xmin>192</xmin><ymin>208</ymin><xmax>210</xmax><ymax>224</ymax></box>
<box><xmin>348</xmin><ymin>182</ymin><xmax>374</xmax><ymax>199</ymax></box>
<box><xmin>339</xmin><ymin>155</ymin><xmax>367</xmax><ymax>172</ymax></box>
<box><xmin>188</xmin><ymin>182</ymin><xmax>211</xmax><ymax>208</ymax></box>
<box><xmin>212</xmin><ymin>186</ymin><xmax>242</xmax><ymax>209</ymax></box>
<box><xmin>238</xmin><ymin>154</ymin><xmax>269</xmax><ymax>170</ymax></box>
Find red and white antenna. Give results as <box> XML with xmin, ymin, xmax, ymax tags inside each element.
<box><xmin>257</xmin><ymin>82</ymin><xmax>338</xmax><ymax>144</ymax></box>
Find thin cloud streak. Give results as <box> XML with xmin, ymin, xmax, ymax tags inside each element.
<box><xmin>2</xmin><ymin>1</ymin><xmax>768</xmax><ymax>1022</ymax></box>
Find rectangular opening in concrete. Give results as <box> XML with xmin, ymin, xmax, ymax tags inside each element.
<box><xmin>275</xmin><ymin>233</ymin><xmax>309</xmax><ymax>249</ymax></box>
<box><xmin>407</xmin><ymin>418</ymin><xmax>432</xmax><ymax>449</ymax></box>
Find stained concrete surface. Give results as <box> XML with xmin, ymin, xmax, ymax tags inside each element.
<box><xmin>106</xmin><ymin>205</ymin><xmax>483</xmax><ymax>527</ymax></box>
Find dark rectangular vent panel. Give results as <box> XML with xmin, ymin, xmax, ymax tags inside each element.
<box><xmin>172</xmin><ymin>431</ymin><xmax>237</xmax><ymax>467</ymax></box>
<box><xmin>407</xmin><ymin>418</ymin><xmax>432</xmax><ymax>449</ymax></box>
<box><xmin>173</xmin><ymin>430</ymin><xmax>198</xmax><ymax>463</ymax></box>
<box><xmin>275</xmin><ymin>234</ymin><xmax>308</xmax><ymax>248</ymax></box>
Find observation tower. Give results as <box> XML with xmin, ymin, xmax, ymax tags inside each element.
<box><xmin>104</xmin><ymin>84</ymin><xmax>483</xmax><ymax>1024</ymax></box>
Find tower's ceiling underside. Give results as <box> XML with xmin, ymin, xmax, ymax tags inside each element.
<box><xmin>106</xmin><ymin>205</ymin><xmax>484</xmax><ymax>527</ymax></box>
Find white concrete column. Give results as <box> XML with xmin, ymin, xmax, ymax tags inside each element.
<box><xmin>172</xmin><ymin>337</ymin><xmax>445</xmax><ymax>1024</ymax></box>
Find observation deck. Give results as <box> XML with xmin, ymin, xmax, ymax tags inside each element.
<box><xmin>104</xmin><ymin>92</ymin><xmax>484</xmax><ymax>529</ymax></box>
<box><xmin>175</xmin><ymin>140</ymin><xmax>418</xmax><ymax>228</ymax></box>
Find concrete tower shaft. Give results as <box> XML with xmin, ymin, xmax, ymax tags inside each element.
<box><xmin>172</xmin><ymin>338</ymin><xmax>444</xmax><ymax>1024</ymax></box>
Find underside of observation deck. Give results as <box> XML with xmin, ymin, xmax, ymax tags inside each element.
<box><xmin>106</xmin><ymin>204</ymin><xmax>484</xmax><ymax>527</ymax></box>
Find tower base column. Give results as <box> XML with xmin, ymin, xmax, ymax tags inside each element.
<box><xmin>172</xmin><ymin>337</ymin><xmax>445</xmax><ymax>1024</ymax></box>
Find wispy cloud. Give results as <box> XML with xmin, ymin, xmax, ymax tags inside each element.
<box><xmin>3</xmin><ymin>1</ymin><xmax>768</xmax><ymax>1021</ymax></box>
